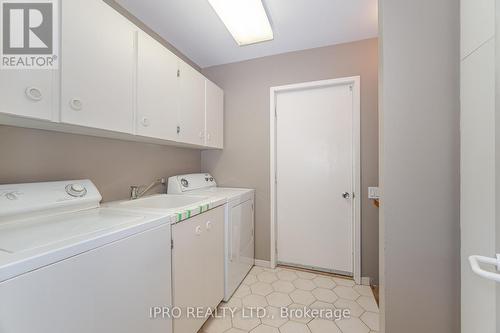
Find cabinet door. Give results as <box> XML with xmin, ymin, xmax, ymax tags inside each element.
<box><xmin>172</xmin><ymin>215</ymin><xmax>206</xmax><ymax>333</ymax></box>
<box><xmin>178</xmin><ymin>60</ymin><xmax>205</xmax><ymax>145</ymax></box>
<box><xmin>0</xmin><ymin>71</ymin><xmax>54</xmax><ymax>121</ymax></box>
<box><xmin>202</xmin><ymin>206</ymin><xmax>225</xmax><ymax>309</ymax></box>
<box><xmin>137</xmin><ymin>32</ymin><xmax>179</xmax><ymax>140</ymax></box>
<box><xmin>60</xmin><ymin>0</ymin><xmax>135</xmax><ymax>133</ymax></box>
<box><xmin>205</xmin><ymin>80</ymin><xmax>224</xmax><ymax>148</ymax></box>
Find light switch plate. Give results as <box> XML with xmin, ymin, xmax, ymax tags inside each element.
<box><xmin>368</xmin><ymin>187</ymin><xmax>380</xmax><ymax>199</ymax></box>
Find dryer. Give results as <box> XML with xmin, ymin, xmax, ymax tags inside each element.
<box><xmin>168</xmin><ymin>173</ymin><xmax>255</xmax><ymax>301</ymax></box>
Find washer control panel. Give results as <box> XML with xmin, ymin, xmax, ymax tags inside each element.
<box><xmin>168</xmin><ymin>173</ymin><xmax>217</xmax><ymax>193</ymax></box>
<box><xmin>2</xmin><ymin>191</ymin><xmax>21</xmax><ymax>201</ymax></box>
<box><xmin>0</xmin><ymin>180</ymin><xmax>101</xmax><ymax>221</ymax></box>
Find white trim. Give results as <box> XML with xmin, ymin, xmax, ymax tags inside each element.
<box><xmin>269</xmin><ymin>76</ymin><xmax>362</xmax><ymax>284</ymax></box>
<box><xmin>254</xmin><ymin>259</ymin><xmax>272</xmax><ymax>268</ymax></box>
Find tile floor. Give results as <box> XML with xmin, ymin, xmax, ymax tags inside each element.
<box><xmin>200</xmin><ymin>266</ymin><xmax>379</xmax><ymax>333</ymax></box>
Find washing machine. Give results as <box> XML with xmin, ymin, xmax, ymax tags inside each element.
<box><xmin>0</xmin><ymin>180</ymin><xmax>172</xmax><ymax>333</ymax></box>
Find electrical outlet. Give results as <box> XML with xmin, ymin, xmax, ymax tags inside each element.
<box><xmin>368</xmin><ymin>187</ymin><xmax>380</xmax><ymax>199</ymax></box>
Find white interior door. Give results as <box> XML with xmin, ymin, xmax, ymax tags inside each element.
<box><xmin>276</xmin><ymin>83</ymin><xmax>355</xmax><ymax>275</ymax></box>
<box><xmin>460</xmin><ymin>1</ymin><xmax>498</xmax><ymax>332</ymax></box>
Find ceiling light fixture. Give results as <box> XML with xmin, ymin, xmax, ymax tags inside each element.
<box><xmin>208</xmin><ymin>0</ymin><xmax>274</xmax><ymax>46</ymax></box>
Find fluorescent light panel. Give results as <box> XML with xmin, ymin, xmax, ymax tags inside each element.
<box><xmin>208</xmin><ymin>0</ymin><xmax>274</xmax><ymax>46</ymax></box>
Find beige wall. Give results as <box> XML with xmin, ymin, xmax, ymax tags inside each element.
<box><xmin>201</xmin><ymin>38</ymin><xmax>379</xmax><ymax>283</ymax></box>
<box><xmin>0</xmin><ymin>125</ymin><xmax>201</xmax><ymax>202</ymax></box>
<box><xmin>379</xmin><ymin>0</ymin><xmax>460</xmax><ymax>331</ymax></box>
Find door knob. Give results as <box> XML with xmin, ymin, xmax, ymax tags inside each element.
<box><xmin>342</xmin><ymin>192</ymin><xmax>351</xmax><ymax>199</ymax></box>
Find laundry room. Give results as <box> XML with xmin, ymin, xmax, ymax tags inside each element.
<box><xmin>0</xmin><ymin>1</ymin><xmax>478</xmax><ymax>333</ymax></box>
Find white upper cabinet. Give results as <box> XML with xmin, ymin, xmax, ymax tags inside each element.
<box><xmin>136</xmin><ymin>32</ymin><xmax>179</xmax><ymax>140</ymax></box>
<box><xmin>178</xmin><ymin>60</ymin><xmax>205</xmax><ymax>145</ymax></box>
<box><xmin>205</xmin><ymin>80</ymin><xmax>224</xmax><ymax>149</ymax></box>
<box><xmin>0</xmin><ymin>0</ymin><xmax>223</xmax><ymax>149</ymax></box>
<box><xmin>60</xmin><ymin>0</ymin><xmax>136</xmax><ymax>134</ymax></box>
<box><xmin>0</xmin><ymin>71</ymin><xmax>55</xmax><ymax>122</ymax></box>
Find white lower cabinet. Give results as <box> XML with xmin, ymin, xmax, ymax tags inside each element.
<box><xmin>0</xmin><ymin>71</ymin><xmax>55</xmax><ymax>121</ymax></box>
<box><xmin>60</xmin><ymin>0</ymin><xmax>136</xmax><ymax>134</ymax></box>
<box><xmin>172</xmin><ymin>206</ymin><xmax>224</xmax><ymax>333</ymax></box>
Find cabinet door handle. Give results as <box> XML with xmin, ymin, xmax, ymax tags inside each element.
<box><xmin>69</xmin><ymin>98</ymin><xmax>83</xmax><ymax>111</ymax></box>
<box><xmin>199</xmin><ymin>130</ymin><xmax>204</xmax><ymax>139</ymax></box>
<box><xmin>206</xmin><ymin>221</ymin><xmax>212</xmax><ymax>230</ymax></box>
<box><xmin>141</xmin><ymin>117</ymin><xmax>150</xmax><ymax>127</ymax></box>
<box><xmin>207</xmin><ymin>133</ymin><xmax>211</xmax><ymax>141</ymax></box>
<box><xmin>177</xmin><ymin>126</ymin><xmax>181</xmax><ymax>134</ymax></box>
<box><xmin>195</xmin><ymin>225</ymin><xmax>202</xmax><ymax>235</ymax></box>
<box><xmin>25</xmin><ymin>87</ymin><xmax>42</xmax><ymax>101</ymax></box>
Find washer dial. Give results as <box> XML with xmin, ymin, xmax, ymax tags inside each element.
<box><xmin>65</xmin><ymin>183</ymin><xmax>87</xmax><ymax>197</ymax></box>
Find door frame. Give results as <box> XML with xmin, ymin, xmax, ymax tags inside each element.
<box><xmin>269</xmin><ymin>76</ymin><xmax>361</xmax><ymax>284</ymax></box>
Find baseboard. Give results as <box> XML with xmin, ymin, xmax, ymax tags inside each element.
<box><xmin>255</xmin><ymin>260</ymin><xmax>369</xmax><ymax>283</ymax></box>
<box><xmin>361</xmin><ymin>276</ymin><xmax>371</xmax><ymax>286</ymax></box>
<box><xmin>254</xmin><ymin>259</ymin><xmax>272</xmax><ymax>268</ymax></box>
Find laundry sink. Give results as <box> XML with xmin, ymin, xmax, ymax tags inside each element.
<box><xmin>114</xmin><ymin>194</ymin><xmax>209</xmax><ymax>210</ymax></box>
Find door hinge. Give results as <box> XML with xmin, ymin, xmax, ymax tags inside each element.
<box><xmin>349</xmin><ymin>85</ymin><xmax>353</xmax><ymax>92</ymax></box>
<box><xmin>171</xmin><ymin>238</ymin><xmax>174</xmax><ymax>249</ymax></box>
<box><xmin>177</xmin><ymin>69</ymin><xmax>180</xmax><ymax>77</ymax></box>
<box><xmin>274</xmin><ymin>104</ymin><xmax>277</xmax><ymax>118</ymax></box>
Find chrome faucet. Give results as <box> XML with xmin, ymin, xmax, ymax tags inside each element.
<box><xmin>130</xmin><ymin>177</ymin><xmax>166</xmax><ymax>200</ymax></box>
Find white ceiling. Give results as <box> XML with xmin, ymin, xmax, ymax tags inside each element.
<box><xmin>115</xmin><ymin>0</ymin><xmax>378</xmax><ymax>68</ymax></box>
